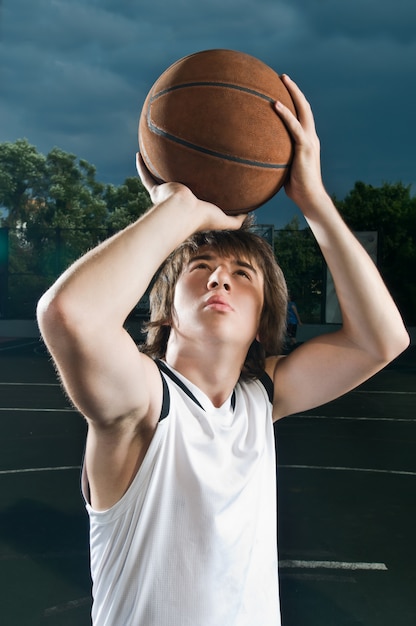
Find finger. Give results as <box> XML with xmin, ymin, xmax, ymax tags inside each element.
<box><xmin>136</xmin><ymin>153</ymin><xmax>158</xmax><ymax>192</ymax></box>
<box><xmin>274</xmin><ymin>99</ymin><xmax>304</xmax><ymax>144</ymax></box>
<box><xmin>203</xmin><ymin>207</ymin><xmax>247</xmax><ymax>232</ymax></box>
<box><xmin>225</xmin><ymin>213</ymin><xmax>248</xmax><ymax>229</ymax></box>
<box><xmin>280</xmin><ymin>74</ymin><xmax>315</xmax><ymax>131</ymax></box>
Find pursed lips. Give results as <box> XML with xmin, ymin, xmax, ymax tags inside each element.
<box><xmin>204</xmin><ymin>295</ymin><xmax>234</xmax><ymax>312</ymax></box>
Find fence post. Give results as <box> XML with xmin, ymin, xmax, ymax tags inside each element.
<box><xmin>55</xmin><ymin>226</ymin><xmax>62</xmax><ymax>275</ymax></box>
<box><xmin>0</xmin><ymin>227</ymin><xmax>9</xmax><ymax>318</ymax></box>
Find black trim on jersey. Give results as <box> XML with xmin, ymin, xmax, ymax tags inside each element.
<box><xmin>155</xmin><ymin>360</ymin><xmax>272</xmax><ymax>420</ymax></box>
<box><xmin>156</xmin><ymin>359</ymin><xmax>205</xmax><ymax>412</ymax></box>
<box><xmin>230</xmin><ymin>390</ymin><xmax>236</xmax><ymax>411</ymax></box>
<box><xmin>259</xmin><ymin>371</ymin><xmax>274</xmax><ymax>404</ymax></box>
<box><xmin>158</xmin><ymin>367</ymin><xmax>170</xmax><ymax>421</ymax></box>
<box><xmin>156</xmin><ymin>359</ymin><xmax>236</xmax><ymax>415</ymax></box>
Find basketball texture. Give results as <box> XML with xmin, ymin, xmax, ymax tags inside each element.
<box><xmin>138</xmin><ymin>49</ymin><xmax>296</xmax><ymax>214</ymax></box>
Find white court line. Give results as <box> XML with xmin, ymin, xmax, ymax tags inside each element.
<box><xmin>353</xmin><ymin>390</ymin><xmax>416</xmax><ymax>395</ymax></box>
<box><xmin>279</xmin><ymin>464</ymin><xmax>416</xmax><ymax>477</ymax></box>
<box><xmin>0</xmin><ymin>381</ymin><xmax>60</xmax><ymax>386</ymax></box>
<box><xmin>44</xmin><ymin>596</ymin><xmax>91</xmax><ymax>617</ymax></box>
<box><xmin>295</xmin><ymin>414</ymin><xmax>416</xmax><ymax>423</ymax></box>
<box><xmin>4</xmin><ymin>464</ymin><xmax>414</xmax><ymax>478</ymax></box>
<box><xmin>0</xmin><ymin>341</ymin><xmax>38</xmax><ymax>352</ymax></box>
<box><xmin>279</xmin><ymin>560</ymin><xmax>387</xmax><ymax>571</ymax></box>
<box><xmin>0</xmin><ymin>407</ymin><xmax>76</xmax><ymax>412</ymax></box>
<box><xmin>1</xmin><ymin>407</ymin><xmax>413</xmax><ymax>420</ymax></box>
<box><xmin>0</xmin><ymin>465</ymin><xmax>81</xmax><ymax>475</ymax></box>
<box><xmin>1</xmin><ymin>381</ymin><xmax>413</xmax><ymax>393</ymax></box>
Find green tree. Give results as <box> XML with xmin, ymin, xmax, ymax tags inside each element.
<box><xmin>335</xmin><ymin>181</ymin><xmax>416</xmax><ymax>324</ymax></box>
<box><xmin>0</xmin><ymin>139</ymin><xmax>46</xmax><ymax>226</ymax></box>
<box><xmin>21</xmin><ymin>147</ymin><xmax>109</xmax><ymax>278</ymax></box>
<box><xmin>29</xmin><ymin>148</ymin><xmax>108</xmax><ymax>228</ymax></box>
<box><xmin>274</xmin><ymin>216</ymin><xmax>324</xmax><ymax>322</ymax></box>
<box><xmin>105</xmin><ymin>177</ymin><xmax>151</xmax><ymax>232</ymax></box>
<box><xmin>0</xmin><ymin>140</ymin><xmax>151</xmax><ymax>317</ymax></box>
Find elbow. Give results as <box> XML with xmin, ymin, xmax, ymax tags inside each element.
<box><xmin>37</xmin><ymin>289</ymin><xmax>62</xmax><ymax>344</ymax></box>
<box><xmin>396</xmin><ymin>327</ymin><xmax>411</xmax><ymax>357</ymax></box>
<box><xmin>379</xmin><ymin>326</ymin><xmax>410</xmax><ymax>366</ymax></box>
<box><xmin>37</xmin><ymin>287</ymin><xmax>80</xmax><ymax>346</ymax></box>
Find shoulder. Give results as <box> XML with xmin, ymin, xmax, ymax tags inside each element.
<box><xmin>265</xmin><ymin>355</ymin><xmax>285</xmax><ymax>380</ymax></box>
<box><xmin>264</xmin><ymin>355</ymin><xmax>288</xmax><ymax>421</ymax></box>
<box><xmin>238</xmin><ymin>368</ymin><xmax>275</xmax><ymax>407</ymax></box>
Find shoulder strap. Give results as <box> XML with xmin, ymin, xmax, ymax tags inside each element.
<box><xmin>156</xmin><ymin>359</ymin><xmax>205</xmax><ymax>412</ymax></box>
<box><xmin>155</xmin><ymin>359</ymin><xmax>236</xmax><ymax>412</ymax></box>
<box><xmin>259</xmin><ymin>371</ymin><xmax>274</xmax><ymax>404</ymax></box>
<box><xmin>156</xmin><ymin>361</ymin><xmax>171</xmax><ymax>421</ymax></box>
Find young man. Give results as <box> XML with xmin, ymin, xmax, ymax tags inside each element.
<box><xmin>37</xmin><ymin>75</ymin><xmax>409</xmax><ymax>626</ymax></box>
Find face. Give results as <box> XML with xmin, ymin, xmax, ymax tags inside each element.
<box><xmin>170</xmin><ymin>247</ymin><xmax>265</xmax><ymax>350</ymax></box>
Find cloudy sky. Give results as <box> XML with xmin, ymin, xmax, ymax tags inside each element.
<box><xmin>1</xmin><ymin>0</ymin><xmax>415</xmax><ymax>228</ymax></box>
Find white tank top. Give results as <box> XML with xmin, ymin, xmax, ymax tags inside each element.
<box><xmin>83</xmin><ymin>362</ymin><xmax>281</xmax><ymax>626</ymax></box>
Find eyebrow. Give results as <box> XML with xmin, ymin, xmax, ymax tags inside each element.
<box><xmin>188</xmin><ymin>254</ymin><xmax>258</xmax><ymax>275</ymax></box>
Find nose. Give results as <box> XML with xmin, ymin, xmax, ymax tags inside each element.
<box><xmin>207</xmin><ymin>266</ymin><xmax>231</xmax><ymax>291</ymax></box>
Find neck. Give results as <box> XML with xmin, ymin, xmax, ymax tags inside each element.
<box><xmin>165</xmin><ymin>339</ymin><xmax>247</xmax><ymax>407</ymax></box>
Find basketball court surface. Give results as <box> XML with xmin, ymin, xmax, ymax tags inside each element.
<box><xmin>0</xmin><ymin>337</ymin><xmax>415</xmax><ymax>625</ymax></box>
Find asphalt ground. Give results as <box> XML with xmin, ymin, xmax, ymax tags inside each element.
<box><xmin>0</xmin><ymin>337</ymin><xmax>415</xmax><ymax>626</ymax></box>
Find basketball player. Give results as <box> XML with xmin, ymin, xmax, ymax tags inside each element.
<box><xmin>37</xmin><ymin>75</ymin><xmax>409</xmax><ymax>626</ymax></box>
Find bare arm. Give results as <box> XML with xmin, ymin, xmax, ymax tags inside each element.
<box><xmin>37</xmin><ymin>161</ymin><xmax>245</xmax><ymax>507</ymax></box>
<box><xmin>270</xmin><ymin>76</ymin><xmax>409</xmax><ymax>420</ymax></box>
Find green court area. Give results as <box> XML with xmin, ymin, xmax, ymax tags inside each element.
<box><xmin>0</xmin><ymin>338</ymin><xmax>415</xmax><ymax>625</ymax></box>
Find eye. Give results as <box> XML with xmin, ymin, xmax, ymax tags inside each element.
<box><xmin>235</xmin><ymin>269</ymin><xmax>251</xmax><ymax>279</ymax></box>
<box><xmin>191</xmin><ymin>262</ymin><xmax>211</xmax><ymax>271</ymax></box>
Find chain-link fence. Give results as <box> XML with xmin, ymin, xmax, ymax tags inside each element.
<box><xmin>0</xmin><ymin>225</ymin><xmax>325</xmax><ymax>323</ymax></box>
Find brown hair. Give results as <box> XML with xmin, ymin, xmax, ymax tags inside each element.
<box><xmin>141</xmin><ymin>224</ymin><xmax>287</xmax><ymax>379</ymax></box>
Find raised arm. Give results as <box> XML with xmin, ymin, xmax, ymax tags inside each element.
<box><xmin>37</xmin><ymin>162</ymin><xmax>245</xmax><ymax>507</ymax></box>
<box><xmin>269</xmin><ymin>75</ymin><xmax>409</xmax><ymax>420</ymax></box>
<box><xmin>38</xmin><ymin>164</ymin><xmax>244</xmax><ymax>421</ymax></box>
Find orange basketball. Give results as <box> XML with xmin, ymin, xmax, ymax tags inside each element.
<box><xmin>138</xmin><ymin>49</ymin><xmax>296</xmax><ymax>215</ymax></box>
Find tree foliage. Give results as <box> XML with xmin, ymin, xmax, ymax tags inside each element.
<box><xmin>105</xmin><ymin>177</ymin><xmax>152</xmax><ymax>232</ymax></box>
<box><xmin>274</xmin><ymin>216</ymin><xmax>324</xmax><ymax>323</ymax></box>
<box><xmin>334</xmin><ymin>181</ymin><xmax>416</xmax><ymax>324</ymax></box>
<box><xmin>0</xmin><ymin>139</ymin><xmax>46</xmax><ymax>226</ymax></box>
<box><xmin>0</xmin><ymin>140</ymin><xmax>151</xmax><ymax>317</ymax></box>
<box><xmin>1</xmin><ymin>141</ymin><xmax>415</xmax><ymax>324</ymax></box>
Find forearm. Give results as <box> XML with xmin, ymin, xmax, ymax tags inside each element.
<box><xmin>304</xmin><ymin>192</ymin><xmax>409</xmax><ymax>360</ymax></box>
<box><xmin>38</xmin><ymin>178</ymin><xmax>247</xmax><ymax>345</ymax></box>
<box><xmin>275</xmin><ymin>75</ymin><xmax>408</xmax><ymax>361</ymax></box>
<box><xmin>38</xmin><ymin>188</ymin><xmax>206</xmax><ymax>338</ymax></box>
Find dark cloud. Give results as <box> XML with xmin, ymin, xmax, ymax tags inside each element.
<box><xmin>293</xmin><ymin>0</ymin><xmax>416</xmax><ymax>44</ymax></box>
<box><xmin>1</xmin><ymin>0</ymin><xmax>415</xmax><ymax>227</ymax></box>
